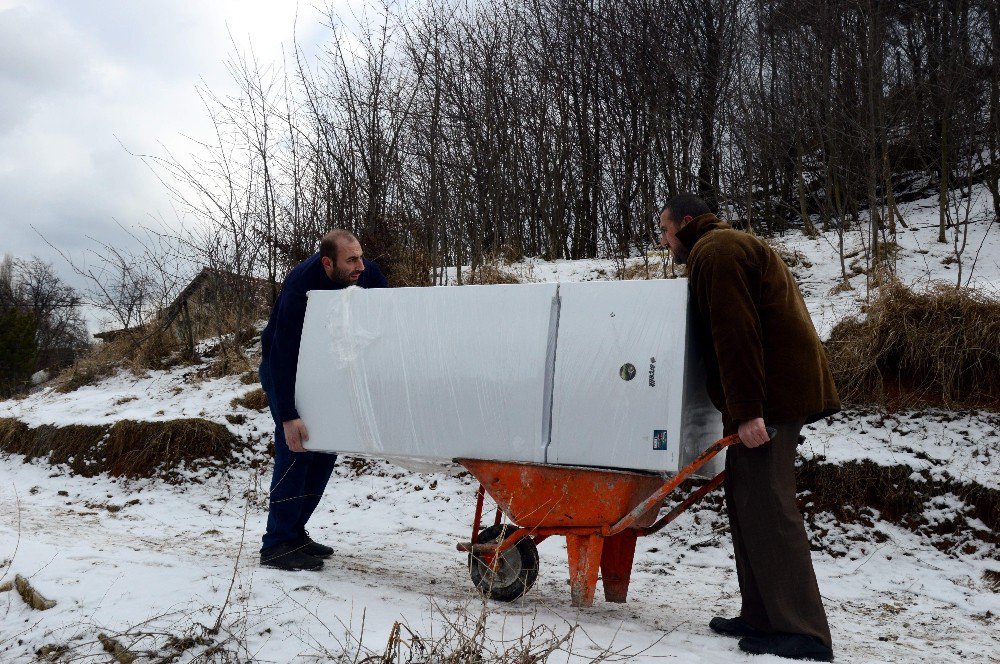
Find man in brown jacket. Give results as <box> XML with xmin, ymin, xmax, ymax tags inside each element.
<box><xmin>659</xmin><ymin>194</ymin><xmax>840</xmax><ymax>662</ymax></box>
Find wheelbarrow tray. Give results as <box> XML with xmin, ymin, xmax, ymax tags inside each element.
<box><xmin>456</xmin><ymin>434</ymin><xmax>749</xmax><ymax>607</ymax></box>
<box><xmin>457</xmin><ymin>458</ymin><xmax>666</xmax><ymax>529</ymax></box>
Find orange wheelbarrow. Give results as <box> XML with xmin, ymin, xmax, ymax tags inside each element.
<box><xmin>456</xmin><ymin>433</ymin><xmax>749</xmax><ymax>607</ymax></box>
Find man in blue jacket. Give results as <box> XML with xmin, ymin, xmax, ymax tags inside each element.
<box><xmin>258</xmin><ymin>229</ymin><xmax>388</xmax><ymax>570</ymax></box>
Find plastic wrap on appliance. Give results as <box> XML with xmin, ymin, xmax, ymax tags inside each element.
<box><xmin>547</xmin><ymin>280</ymin><xmax>723</xmax><ymax>475</ymax></box>
<box><xmin>295</xmin><ymin>284</ymin><xmax>559</xmax><ymax>463</ymax></box>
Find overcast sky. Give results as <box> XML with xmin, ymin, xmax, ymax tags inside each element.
<box><xmin>0</xmin><ymin>0</ymin><xmax>352</xmax><ymax>328</ymax></box>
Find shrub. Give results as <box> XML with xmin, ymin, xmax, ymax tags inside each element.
<box><xmin>392</xmin><ymin>249</ymin><xmax>435</xmax><ymax>287</ymax></box>
<box><xmin>0</xmin><ymin>307</ymin><xmax>37</xmax><ymax>397</ymax></box>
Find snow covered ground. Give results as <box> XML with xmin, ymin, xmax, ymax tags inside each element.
<box><xmin>2</xmin><ymin>192</ymin><xmax>999</xmax><ymax>662</ymax></box>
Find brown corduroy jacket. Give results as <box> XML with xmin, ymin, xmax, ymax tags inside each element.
<box><xmin>677</xmin><ymin>213</ymin><xmax>841</xmax><ymax>427</ymax></box>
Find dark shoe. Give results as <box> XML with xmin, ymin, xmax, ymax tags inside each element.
<box><xmin>296</xmin><ymin>531</ymin><xmax>333</xmax><ymax>559</ymax></box>
<box><xmin>260</xmin><ymin>541</ymin><xmax>323</xmax><ymax>571</ymax></box>
<box><xmin>709</xmin><ymin>616</ymin><xmax>766</xmax><ymax>638</ymax></box>
<box><xmin>739</xmin><ymin>633</ymin><xmax>834</xmax><ymax>661</ymax></box>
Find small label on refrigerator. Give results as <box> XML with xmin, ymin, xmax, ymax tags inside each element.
<box><xmin>619</xmin><ymin>363</ymin><xmax>636</xmax><ymax>381</ymax></box>
<box><xmin>653</xmin><ymin>430</ymin><xmax>668</xmax><ymax>450</ymax></box>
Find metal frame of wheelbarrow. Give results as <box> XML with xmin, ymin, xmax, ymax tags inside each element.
<box><xmin>455</xmin><ymin>433</ymin><xmax>743</xmax><ymax>607</ymax></box>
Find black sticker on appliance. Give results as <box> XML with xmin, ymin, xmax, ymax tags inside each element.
<box><xmin>620</xmin><ymin>363</ymin><xmax>636</xmax><ymax>381</ymax></box>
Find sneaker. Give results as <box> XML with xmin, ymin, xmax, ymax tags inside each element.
<box><xmin>738</xmin><ymin>633</ymin><xmax>834</xmax><ymax>661</ymax></box>
<box><xmin>709</xmin><ymin>616</ymin><xmax>766</xmax><ymax>638</ymax></box>
<box><xmin>297</xmin><ymin>531</ymin><xmax>333</xmax><ymax>559</ymax></box>
<box><xmin>260</xmin><ymin>541</ymin><xmax>323</xmax><ymax>571</ymax></box>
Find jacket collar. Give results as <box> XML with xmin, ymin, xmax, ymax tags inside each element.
<box><xmin>675</xmin><ymin>212</ymin><xmax>732</xmax><ymax>254</ymax></box>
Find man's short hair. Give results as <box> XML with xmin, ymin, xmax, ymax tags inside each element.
<box><xmin>661</xmin><ymin>194</ymin><xmax>711</xmax><ymax>222</ymax></box>
<box><xmin>320</xmin><ymin>230</ymin><xmax>359</xmax><ymax>261</ymax></box>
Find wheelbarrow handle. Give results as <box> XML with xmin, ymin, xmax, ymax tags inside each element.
<box><xmin>603</xmin><ymin>431</ymin><xmax>754</xmax><ymax>538</ymax></box>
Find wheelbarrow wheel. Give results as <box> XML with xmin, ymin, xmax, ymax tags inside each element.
<box><xmin>468</xmin><ymin>524</ymin><xmax>539</xmax><ymax>602</ymax></box>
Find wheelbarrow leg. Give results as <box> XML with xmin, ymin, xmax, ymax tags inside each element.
<box><xmin>600</xmin><ymin>530</ymin><xmax>638</xmax><ymax>603</ymax></box>
<box><xmin>566</xmin><ymin>534</ymin><xmax>604</xmax><ymax>607</ymax></box>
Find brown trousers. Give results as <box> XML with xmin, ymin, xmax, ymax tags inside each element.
<box><xmin>723</xmin><ymin>419</ymin><xmax>832</xmax><ymax>648</ymax></box>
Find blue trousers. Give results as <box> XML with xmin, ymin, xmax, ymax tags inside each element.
<box><xmin>260</xmin><ymin>363</ymin><xmax>338</xmax><ymax>552</ymax></box>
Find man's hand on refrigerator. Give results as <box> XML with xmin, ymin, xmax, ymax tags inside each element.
<box><xmin>283</xmin><ymin>418</ymin><xmax>310</xmax><ymax>452</ymax></box>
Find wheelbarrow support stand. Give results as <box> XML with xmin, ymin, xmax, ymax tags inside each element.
<box><xmin>600</xmin><ymin>530</ymin><xmax>639</xmax><ymax>603</ymax></box>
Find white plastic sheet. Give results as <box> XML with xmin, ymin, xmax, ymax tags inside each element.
<box><xmin>547</xmin><ymin>280</ymin><xmax>722</xmax><ymax>474</ymax></box>
<box><xmin>295</xmin><ymin>280</ymin><xmax>723</xmax><ymax>474</ymax></box>
<box><xmin>295</xmin><ymin>284</ymin><xmax>559</xmax><ymax>464</ymax></box>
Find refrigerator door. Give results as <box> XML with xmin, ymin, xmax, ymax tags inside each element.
<box><xmin>295</xmin><ymin>283</ymin><xmax>559</xmax><ymax>464</ymax></box>
<box><xmin>548</xmin><ymin>279</ymin><xmax>722</xmax><ymax>474</ymax></box>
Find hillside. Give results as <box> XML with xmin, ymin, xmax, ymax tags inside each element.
<box><xmin>1</xmin><ymin>193</ymin><xmax>998</xmax><ymax>662</ymax></box>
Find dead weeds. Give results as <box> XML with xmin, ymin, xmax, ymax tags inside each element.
<box><xmin>0</xmin><ymin>417</ymin><xmax>240</xmax><ymax>481</ymax></box>
<box><xmin>103</xmin><ymin>419</ymin><xmax>237</xmax><ymax>479</ymax></box>
<box><xmin>54</xmin><ymin>323</ymin><xmax>262</xmax><ymax>394</ymax></box>
<box><xmin>768</xmin><ymin>242</ymin><xmax>813</xmax><ymax>270</ymax></box>
<box><xmin>464</xmin><ymin>257</ymin><xmax>523</xmax><ymax>285</ymax></box>
<box><xmin>230</xmin><ymin>388</ymin><xmax>268</xmax><ymax>412</ymax></box>
<box><xmin>238</xmin><ymin>370</ymin><xmax>259</xmax><ymax>386</ymax></box>
<box><xmin>616</xmin><ymin>254</ymin><xmax>678</xmax><ymax>280</ymax></box>
<box><xmin>826</xmin><ymin>280</ymin><xmax>1000</xmax><ymax>411</ymax></box>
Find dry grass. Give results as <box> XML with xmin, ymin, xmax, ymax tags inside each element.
<box><xmin>828</xmin><ymin>280</ymin><xmax>855</xmax><ymax>295</ymax></box>
<box><xmin>0</xmin><ymin>418</ymin><xmax>30</xmax><ymax>452</ymax></box>
<box><xmin>1</xmin><ymin>575</ymin><xmax>57</xmax><ymax>610</ymax></box>
<box><xmin>53</xmin><ymin>329</ymin><xmax>186</xmax><ymax>393</ymax></box>
<box><xmin>361</xmin><ymin>601</ymin><xmax>576</xmax><ymax>664</ymax></box>
<box><xmin>130</xmin><ymin>328</ymin><xmax>184</xmax><ymax>370</ymax></box>
<box><xmin>0</xmin><ymin>419</ymin><xmax>109</xmax><ymax>475</ymax></box>
<box><xmin>238</xmin><ymin>370</ymin><xmax>260</xmax><ymax>385</ymax></box>
<box><xmin>392</xmin><ymin>249</ymin><xmax>435</xmax><ymax>287</ymax></box>
<box><xmin>616</xmin><ymin>253</ymin><xmax>678</xmax><ymax>280</ymax></box>
<box><xmin>766</xmin><ymin>240</ymin><xmax>813</xmax><ymax>271</ymax></box>
<box><xmin>231</xmin><ymin>388</ymin><xmax>269</xmax><ymax>412</ymax></box>
<box><xmin>55</xmin><ymin>317</ymin><xmax>261</xmax><ymax>394</ymax></box>
<box><xmin>53</xmin><ymin>339</ymin><xmax>125</xmax><ymax>393</ymax></box>
<box><xmin>984</xmin><ymin>569</ymin><xmax>1000</xmax><ymax>593</ymax></box>
<box><xmin>32</xmin><ymin>424</ymin><xmax>109</xmax><ymax>475</ymax></box>
<box><xmin>465</xmin><ymin>257</ymin><xmax>523</xmax><ymax>285</ymax></box>
<box><xmin>826</xmin><ymin>280</ymin><xmax>1000</xmax><ymax>410</ymax></box>
<box><xmin>200</xmin><ymin>349</ymin><xmax>258</xmax><ymax>380</ymax></box>
<box><xmin>0</xmin><ymin>417</ymin><xmax>239</xmax><ymax>481</ymax></box>
<box><xmin>103</xmin><ymin>420</ymin><xmax>237</xmax><ymax>479</ymax></box>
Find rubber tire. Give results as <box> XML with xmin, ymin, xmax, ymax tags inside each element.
<box><xmin>468</xmin><ymin>524</ymin><xmax>539</xmax><ymax>602</ymax></box>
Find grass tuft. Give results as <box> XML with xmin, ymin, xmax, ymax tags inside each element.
<box><xmin>230</xmin><ymin>388</ymin><xmax>269</xmax><ymax>412</ymax></box>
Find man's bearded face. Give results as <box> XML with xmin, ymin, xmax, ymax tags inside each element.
<box><xmin>325</xmin><ymin>239</ymin><xmax>365</xmax><ymax>286</ymax></box>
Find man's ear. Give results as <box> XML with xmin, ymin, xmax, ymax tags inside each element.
<box><xmin>321</xmin><ymin>256</ymin><xmax>333</xmax><ymax>270</ymax></box>
<box><xmin>681</xmin><ymin>215</ymin><xmax>694</xmax><ymax>226</ymax></box>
